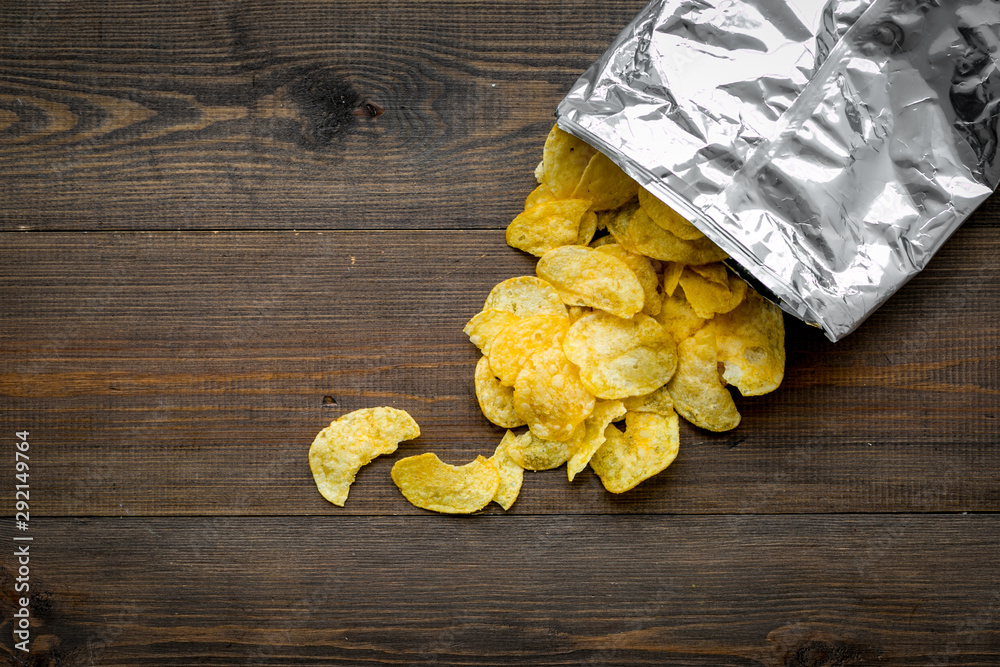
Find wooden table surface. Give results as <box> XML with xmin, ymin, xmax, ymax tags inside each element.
<box><xmin>2</xmin><ymin>1</ymin><xmax>999</xmax><ymax>665</ymax></box>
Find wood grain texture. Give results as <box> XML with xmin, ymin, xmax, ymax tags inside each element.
<box><xmin>2</xmin><ymin>227</ymin><xmax>997</xmax><ymax>516</ymax></box>
<box><xmin>0</xmin><ymin>0</ymin><xmax>646</xmax><ymax>231</ymax></box>
<box><xmin>3</xmin><ymin>515</ymin><xmax>999</xmax><ymax>666</ymax></box>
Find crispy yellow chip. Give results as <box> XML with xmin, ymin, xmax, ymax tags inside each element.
<box><xmin>391</xmin><ymin>453</ymin><xmax>500</xmax><ymax>514</ymax></box>
<box><xmin>622</xmin><ymin>385</ymin><xmax>675</xmax><ymax>416</ymax></box>
<box><xmin>566</xmin><ymin>305</ymin><xmax>591</xmax><ymax>323</ymax></box>
<box><xmin>536</xmin><ymin>246</ymin><xmax>645</xmax><ymax>319</ymax></box>
<box><xmin>489</xmin><ymin>431</ymin><xmax>524</xmax><ymax>510</ymax></box>
<box><xmin>309</xmin><ymin>407</ymin><xmax>420</xmax><ymax>507</ymax></box>
<box><xmin>566</xmin><ymin>399</ymin><xmax>627</xmax><ymax>481</ymax></box>
<box><xmin>704</xmin><ymin>289</ymin><xmax>785</xmax><ymax>396</ymax></box>
<box><xmin>607</xmin><ymin>206</ymin><xmax>728</xmax><ymax>265</ymax></box>
<box><xmin>489</xmin><ymin>314</ymin><xmax>570</xmax><ymax>386</ymax></box>
<box><xmin>589</xmin><ymin>411</ymin><xmax>680</xmax><ymax>493</ymax></box>
<box><xmin>595</xmin><ymin>244</ymin><xmax>661</xmax><ymax>316</ymax></box>
<box><xmin>666</xmin><ymin>329</ymin><xmax>741</xmax><ymax>432</ymax></box>
<box><xmin>678</xmin><ymin>267</ymin><xmax>748</xmax><ymax>319</ymax></box>
<box><xmin>506</xmin><ymin>199</ymin><xmax>595</xmax><ymax>257</ymax></box>
<box><xmin>637</xmin><ymin>187</ymin><xmax>705</xmax><ymax>240</ymax></box>
<box><xmin>571</xmin><ymin>151</ymin><xmax>640</xmax><ymax>211</ymax></box>
<box><xmin>576</xmin><ymin>209</ymin><xmax>599</xmax><ymax>246</ymax></box>
<box><xmin>542</xmin><ymin>124</ymin><xmax>597</xmax><ymax>198</ymax></box>
<box><xmin>689</xmin><ymin>262</ymin><xmax>729</xmax><ymax>285</ymax></box>
<box><xmin>662</xmin><ymin>261</ymin><xmax>684</xmax><ymax>297</ymax></box>
<box><xmin>563</xmin><ymin>312</ymin><xmax>677</xmax><ymax>400</ymax></box>
<box><xmin>524</xmin><ymin>183</ymin><xmax>556</xmax><ymax>210</ymax></box>
<box><xmin>506</xmin><ymin>427</ymin><xmax>579</xmax><ymax>471</ymax></box>
<box><xmin>464</xmin><ymin>308</ymin><xmax>520</xmax><ymax>356</ymax></box>
<box><xmin>513</xmin><ymin>346</ymin><xmax>596</xmax><ymax>442</ymax></box>
<box><xmin>474</xmin><ymin>355</ymin><xmax>526</xmax><ymax>428</ymax></box>
<box><xmin>483</xmin><ymin>276</ymin><xmax>568</xmax><ymax>319</ymax></box>
<box><xmin>655</xmin><ymin>287</ymin><xmax>708</xmax><ymax>344</ymax></box>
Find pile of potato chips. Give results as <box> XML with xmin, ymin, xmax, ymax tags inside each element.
<box><xmin>309</xmin><ymin>125</ymin><xmax>785</xmax><ymax>513</ymax></box>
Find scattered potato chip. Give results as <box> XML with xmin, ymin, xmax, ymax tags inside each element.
<box><xmin>576</xmin><ymin>209</ymin><xmax>600</xmax><ymax>247</ymax></box>
<box><xmin>464</xmin><ymin>308</ymin><xmax>520</xmax><ymax>356</ymax></box>
<box><xmin>506</xmin><ymin>199</ymin><xmax>595</xmax><ymax>257</ymax></box>
<box><xmin>608</xmin><ymin>206</ymin><xmax>728</xmax><ymax>265</ymax></box>
<box><xmin>655</xmin><ymin>287</ymin><xmax>708</xmax><ymax>344</ymax></box>
<box><xmin>589</xmin><ymin>411</ymin><xmax>680</xmax><ymax>493</ymax></box>
<box><xmin>489</xmin><ymin>314</ymin><xmax>570</xmax><ymax>386</ymax></box>
<box><xmin>595</xmin><ymin>244</ymin><xmax>661</xmax><ymax>316</ymax></box>
<box><xmin>667</xmin><ymin>329</ymin><xmax>741</xmax><ymax>432</ymax></box>
<box><xmin>567</xmin><ymin>399</ymin><xmax>627</xmax><ymax>481</ymax></box>
<box><xmin>542</xmin><ymin>124</ymin><xmax>598</xmax><ymax>198</ymax></box>
<box><xmin>513</xmin><ymin>346</ymin><xmax>596</xmax><ymax>441</ymax></box>
<box><xmin>678</xmin><ymin>267</ymin><xmax>748</xmax><ymax>318</ymax></box>
<box><xmin>309</xmin><ymin>407</ymin><xmax>420</xmax><ymax>507</ymax></box>
<box><xmin>536</xmin><ymin>246</ymin><xmax>644</xmax><ymax>319</ymax></box>
<box><xmin>483</xmin><ymin>276</ymin><xmax>568</xmax><ymax>319</ymax></box>
<box><xmin>391</xmin><ymin>453</ymin><xmax>500</xmax><ymax>514</ymax></box>
<box><xmin>662</xmin><ymin>261</ymin><xmax>684</xmax><ymax>297</ymax></box>
<box><xmin>622</xmin><ymin>385</ymin><xmax>674</xmax><ymax>415</ymax></box>
<box><xmin>489</xmin><ymin>431</ymin><xmax>525</xmax><ymax>510</ymax></box>
<box><xmin>572</xmin><ymin>151</ymin><xmax>640</xmax><ymax>211</ymax></box>
<box><xmin>689</xmin><ymin>262</ymin><xmax>729</xmax><ymax>285</ymax></box>
<box><xmin>704</xmin><ymin>289</ymin><xmax>785</xmax><ymax>396</ymax></box>
<box><xmin>638</xmin><ymin>187</ymin><xmax>705</xmax><ymax>240</ymax></box>
<box><xmin>563</xmin><ymin>312</ymin><xmax>677</xmax><ymax>400</ymax></box>
<box><xmin>525</xmin><ymin>183</ymin><xmax>556</xmax><ymax>210</ymax></box>
<box><xmin>506</xmin><ymin>427</ymin><xmax>579</xmax><ymax>471</ymax></box>
<box><xmin>475</xmin><ymin>355</ymin><xmax>526</xmax><ymax>428</ymax></box>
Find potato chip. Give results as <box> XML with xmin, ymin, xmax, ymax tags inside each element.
<box><xmin>391</xmin><ymin>453</ymin><xmax>500</xmax><ymax>514</ymax></box>
<box><xmin>662</xmin><ymin>261</ymin><xmax>684</xmax><ymax>297</ymax></box>
<box><xmin>595</xmin><ymin>244</ymin><xmax>661</xmax><ymax>316</ymax></box>
<box><xmin>689</xmin><ymin>262</ymin><xmax>729</xmax><ymax>286</ymax></box>
<box><xmin>576</xmin><ymin>209</ymin><xmax>599</xmax><ymax>247</ymax></box>
<box><xmin>534</xmin><ymin>160</ymin><xmax>545</xmax><ymax>183</ymax></box>
<box><xmin>536</xmin><ymin>246</ymin><xmax>644</xmax><ymax>319</ymax></box>
<box><xmin>571</xmin><ymin>151</ymin><xmax>640</xmax><ymax>211</ymax></box>
<box><xmin>704</xmin><ymin>289</ymin><xmax>785</xmax><ymax>396</ymax></box>
<box><xmin>608</xmin><ymin>206</ymin><xmax>728</xmax><ymax>265</ymax></box>
<box><xmin>309</xmin><ymin>407</ymin><xmax>420</xmax><ymax>507</ymax></box>
<box><xmin>678</xmin><ymin>267</ymin><xmax>748</xmax><ymax>319</ymax></box>
<box><xmin>483</xmin><ymin>276</ymin><xmax>568</xmax><ymax>319</ymax></box>
<box><xmin>542</xmin><ymin>124</ymin><xmax>597</xmax><ymax>198</ymax></box>
<box><xmin>666</xmin><ymin>329</ymin><xmax>741</xmax><ymax>432</ymax></box>
<box><xmin>489</xmin><ymin>431</ymin><xmax>524</xmax><ymax>510</ymax></box>
<box><xmin>566</xmin><ymin>305</ymin><xmax>591</xmax><ymax>323</ymax></box>
<box><xmin>563</xmin><ymin>312</ymin><xmax>677</xmax><ymax>400</ymax></box>
<box><xmin>464</xmin><ymin>308</ymin><xmax>520</xmax><ymax>356</ymax></box>
<box><xmin>513</xmin><ymin>346</ymin><xmax>596</xmax><ymax>442</ymax></box>
<box><xmin>489</xmin><ymin>314</ymin><xmax>570</xmax><ymax>386</ymax></box>
<box><xmin>566</xmin><ymin>399</ymin><xmax>627</xmax><ymax>481</ymax></box>
<box><xmin>506</xmin><ymin>427</ymin><xmax>579</xmax><ymax>471</ymax></box>
<box><xmin>637</xmin><ymin>187</ymin><xmax>705</xmax><ymax>240</ymax></box>
<box><xmin>506</xmin><ymin>199</ymin><xmax>595</xmax><ymax>257</ymax></box>
<box><xmin>524</xmin><ymin>183</ymin><xmax>556</xmax><ymax>210</ymax></box>
<box><xmin>474</xmin><ymin>355</ymin><xmax>526</xmax><ymax>428</ymax></box>
<box><xmin>655</xmin><ymin>287</ymin><xmax>707</xmax><ymax>344</ymax></box>
<box><xmin>622</xmin><ymin>385</ymin><xmax>674</xmax><ymax>416</ymax></box>
<box><xmin>589</xmin><ymin>411</ymin><xmax>680</xmax><ymax>493</ymax></box>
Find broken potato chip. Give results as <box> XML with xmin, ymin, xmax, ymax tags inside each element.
<box><xmin>667</xmin><ymin>329</ymin><xmax>741</xmax><ymax>432</ymax></box>
<box><xmin>309</xmin><ymin>407</ymin><xmax>420</xmax><ymax>507</ymax></box>
<box><xmin>391</xmin><ymin>453</ymin><xmax>500</xmax><ymax>514</ymax></box>
<box><xmin>489</xmin><ymin>431</ymin><xmax>525</xmax><ymax>510</ymax></box>
<box><xmin>590</xmin><ymin>411</ymin><xmax>680</xmax><ymax>493</ymax></box>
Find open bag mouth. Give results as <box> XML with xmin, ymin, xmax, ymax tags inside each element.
<box><xmin>556</xmin><ymin>0</ymin><xmax>1000</xmax><ymax>341</ymax></box>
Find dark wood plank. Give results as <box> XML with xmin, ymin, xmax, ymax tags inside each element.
<box><xmin>2</xmin><ymin>227</ymin><xmax>997</xmax><ymax>516</ymax></box>
<box><xmin>0</xmin><ymin>0</ymin><xmax>647</xmax><ymax>231</ymax></box>
<box><xmin>4</xmin><ymin>515</ymin><xmax>999</xmax><ymax>665</ymax></box>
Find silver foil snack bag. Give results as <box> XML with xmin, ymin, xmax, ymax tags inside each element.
<box><xmin>556</xmin><ymin>0</ymin><xmax>999</xmax><ymax>341</ymax></box>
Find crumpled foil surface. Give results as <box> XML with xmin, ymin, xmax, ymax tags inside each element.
<box><xmin>557</xmin><ymin>0</ymin><xmax>999</xmax><ymax>341</ymax></box>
